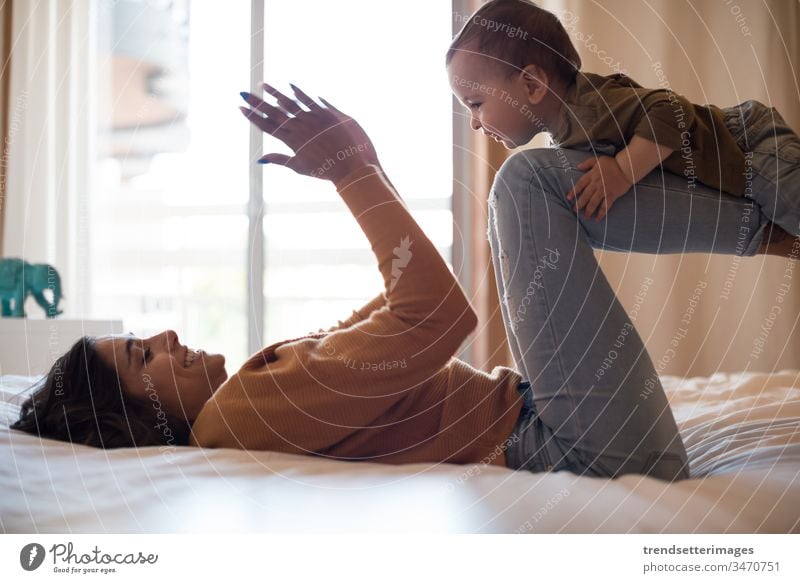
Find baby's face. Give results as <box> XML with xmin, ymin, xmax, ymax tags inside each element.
<box><xmin>447</xmin><ymin>52</ymin><xmax>544</xmax><ymax>149</ymax></box>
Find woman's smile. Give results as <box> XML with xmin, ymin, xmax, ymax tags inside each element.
<box><xmin>184</xmin><ymin>347</ymin><xmax>201</xmax><ymax>368</ymax></box>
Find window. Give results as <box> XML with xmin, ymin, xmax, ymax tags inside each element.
<box><xmin>91</xmin><ymin>0</ymin><xmax>453</xmax><ymax>370</ymax></box>
<box><xmin>93</xmin><ymin>0</ymin><xmax>251</xmax><ymax>365</ymax></box>
<box><xmin>260</xmin><ymin>1</ymin><xmax>454</xmax><ymax>343</ymax></box>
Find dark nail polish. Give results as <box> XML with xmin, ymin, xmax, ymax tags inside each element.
<box><xmin>240</xmin><ymin>91</ymin><xmax>250</xmax><ymax>102</ymax></box>
<box><xmin>257</xmin><ymin>159</ymin><xmax>270</xmax><ymax>164</ymax></box>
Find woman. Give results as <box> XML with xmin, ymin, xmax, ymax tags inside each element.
<box><xmin>15</xmin><ymin>83</ymin><xmax>710</xmax><ymax>481</ymax></box>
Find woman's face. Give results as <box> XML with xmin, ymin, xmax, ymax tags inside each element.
<box><xmin>95</xmin><ymin>330</ymin><xmax>227</xmax><ymax>423</ymax></box>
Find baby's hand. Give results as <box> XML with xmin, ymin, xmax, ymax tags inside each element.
<box><xmin>566</xmin><ymin>156</ymin><xmax>633</xmax><ymax>222</ymax></box>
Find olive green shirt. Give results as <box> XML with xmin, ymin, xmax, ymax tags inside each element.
<box><xmin>549</xmin><ymin>71</ymin><xmax>747</xmax><ymax>197</ymax></box>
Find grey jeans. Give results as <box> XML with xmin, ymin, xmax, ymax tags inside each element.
<box><xmin>493</xmin><ymin>106</ymin><xmax>800</xmax><ymax>480</ymax></box>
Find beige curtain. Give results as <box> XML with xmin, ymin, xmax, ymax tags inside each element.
<box><xmin>453</xmin><ymin>117</ymin><xmax>511</xmax><ymax>370</ymax></box>
<box><xmin>452</xmin><ymin>1</ymin><xmax>511</xmax><ymax>370</ymax></box>
<box><xmin>1</xmin><ymin>0</ymin><xmax>95</xmax><ymax>316</ymax></box>
<box><xmin>0</xmin><ymin>0</ymin><xmax>11</xmax><ymax>258</ymax></box>
<box><xmin>459</xmin><ymin>0</ymin><xmax>800</xmax><ymax>376</ymax></box>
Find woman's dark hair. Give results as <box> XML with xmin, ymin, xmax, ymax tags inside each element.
<box><xmin>446</xmin><ymin>0</ymin><xmax>581</xmax><ymax>85</ymax></box>
<box><xmin>11</xmin><ymin>336</ymin><xmax>191</xmax><ymax>449</ymax></box>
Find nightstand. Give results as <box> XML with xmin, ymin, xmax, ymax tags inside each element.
<box><xmin>0</xmin><ymin>318</ymin><xmax>124</xmax><ymax>376</ymax></box>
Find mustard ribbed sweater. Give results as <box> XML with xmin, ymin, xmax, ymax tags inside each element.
<box><xmin>189</xmin><ymin>165</ymin><xmax>524</xmax><ymax>467</ymax></box>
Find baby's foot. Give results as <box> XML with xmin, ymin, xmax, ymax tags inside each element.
<box><xmin>757</xmin><ymin>221</ymin><xmax>800</xmax><ymax>258</ymax></box>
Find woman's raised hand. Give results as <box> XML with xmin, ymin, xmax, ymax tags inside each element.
<box><xmin>239</xmin><ymin>83</ymin><xmax>380</xmax><ymax>184</ymax></box>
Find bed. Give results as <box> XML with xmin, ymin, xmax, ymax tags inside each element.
<box><xmin>1</xmin><ymin>369</ymin><xmax>798</xmax><ymax>533</ymax></box>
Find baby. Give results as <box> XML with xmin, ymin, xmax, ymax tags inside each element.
<box><xmin>446</xmin><ymin>0</ymin><xmax>800</xmax><ymax>253</ymax></box>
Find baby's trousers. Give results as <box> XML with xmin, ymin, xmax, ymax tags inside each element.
<box><xmin>723</xmin><ymin>99</ymin><xmax>800</xmax><ymax>236</ymax></box>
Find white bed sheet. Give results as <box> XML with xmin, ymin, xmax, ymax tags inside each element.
<box><xmin>1</xmin><ymin>370</ymin><xmax>798</xmax><ymax>533</ymax></box>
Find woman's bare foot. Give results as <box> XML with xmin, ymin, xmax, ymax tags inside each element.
<box><xmin>757</xmin><ymin>221</ymin><xmax>800</xmax><ymax>258</ymax></box>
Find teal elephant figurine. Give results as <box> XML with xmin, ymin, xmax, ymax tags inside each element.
<box><xmin>0</xmin><ymin>258</ymin><xmax>63</xmax><ymax>318</ymax></box>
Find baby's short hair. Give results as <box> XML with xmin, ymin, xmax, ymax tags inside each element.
<box><xmin>447</xmin><ymin>0</ymin><xmax>581</xmax><ymax>85</ymax></box>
